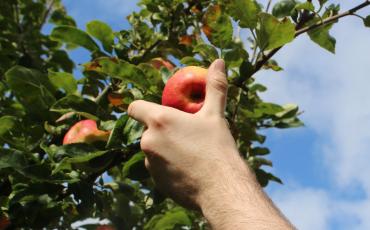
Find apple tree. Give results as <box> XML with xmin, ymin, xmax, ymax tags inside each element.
<box><xmin>1</xmin><ymin>0</ymin><xmax>369</xmax><ymax>229</ymax></box>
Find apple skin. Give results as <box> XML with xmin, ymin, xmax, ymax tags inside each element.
<box><xmin>63</xmin><ymin>120</ymin><xmax>110</xmax><ymax>145</ymax></box>
<box><xmin>162</xmin><ymin>66</ymin><xmax>207</xmax><ymax>113</ymax></box>
<box><xmin>150</xmin><ymin>58</ymin><xmax>175</xmax><ymax>71</ymax></box>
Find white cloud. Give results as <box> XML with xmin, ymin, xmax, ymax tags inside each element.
<box><xmin>271</xmin><ymin>186</ymin><xmax>332</xmax><ymax>230</ymax></box>
<box><xmin>254</xmin><ymin>11</ymin><xmax>370</xmax><ymax>230</ymax></box>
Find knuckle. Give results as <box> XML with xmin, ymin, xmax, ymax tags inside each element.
<box><xmin>140</xmin><ymin>134</ymin><xmax>155</xmax><ymax>153</ymax></box>
<box><xmin>150</xmin><ymin>111</ymin><xmax>169</xmax><ymax>128</ymax></box>
<box><xmin>210</xmin><ymin>72</ymin><xmax>228</xmax><ymax>93</ymax></box>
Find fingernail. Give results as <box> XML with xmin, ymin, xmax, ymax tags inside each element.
<box><xmin>212</xmin><ymin>59</ymin><xmax>225</xmax><ymax>73</ymax></box>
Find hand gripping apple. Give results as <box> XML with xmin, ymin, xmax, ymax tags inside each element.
<box><xmin>128</xmin><ymin>60</ymin><xmax>294</xmax><ymax>229</ymax></box>
<box><xmin>162</xmin><ymin>66</ymin><xmax>207</xmax><ymax>113</ymax></box>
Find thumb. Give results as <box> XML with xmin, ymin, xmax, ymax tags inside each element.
<box><xmin>201</xmin><ymin>59</ymin><xmax>228</xmax><ymax>116</ymax></box>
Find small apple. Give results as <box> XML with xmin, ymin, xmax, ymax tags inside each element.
<box><xmin>162</xmin><ymin>66</ymin><xmax>207</xmax><ymax>113</ymax></box>
<box><xmin>63</xmin><ymin>119</ymin><xmax>110</xmax><ymax>145</ymax></box>
<box><xmin>150</xmin><ymin>58</ymin><xmax>175</xmax><ymax>71</ymax></box>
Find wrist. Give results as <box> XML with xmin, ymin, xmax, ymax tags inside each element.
<box><xmin>196</xmin><ymin>152</ymin><xmax>294</xmax><ymax>229</ymax></box>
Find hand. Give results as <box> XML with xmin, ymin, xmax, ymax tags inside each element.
<box><xmin>128</xmin><ymin>59</ymin><xmax>294</xmax><ymax>229</ymax></box>
<box><xmin>128</xmin><ymin>59</ymin><xmax>239</xmax><ymax>208</ymax></box>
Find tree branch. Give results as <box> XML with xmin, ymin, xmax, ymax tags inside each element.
<box><xmin>253</xmin><ymin>0</ymin><xmax>370</xmax><ymax>77</ymax></box>
<box><xmin>295</xmin><ymin>0</ymin><xmax>370</xmax><ymax>36</ymax></box>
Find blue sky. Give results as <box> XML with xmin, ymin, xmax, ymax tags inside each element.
<box><xmin>62</xmin><ymin>1</ymin><xmax>370</xmax><ymax>229</ymax></box>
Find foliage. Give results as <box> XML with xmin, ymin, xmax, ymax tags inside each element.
<box><xmin>0</xmin><ymin>0</ymin><xmax>369</xmax><ymax>228</ymax></box>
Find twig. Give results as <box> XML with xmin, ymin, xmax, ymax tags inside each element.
<box><xmin>39</xmin><ymin>0</ymin><xmax>56</xmax><ymax>29</ymax></box>
<box><xmin>253</xmin><ymin>0</ymin><xmax>370</xmax><ymax>76</ymax></box>
<box><xmin>266</xmin><ymin>0</ymin><xmax>272</xmax><ymax>13</ymax></box>
<box><xmin>296</xmin><ymin>1</ymin><xmax>370</xmax><ymax>36</ymax></box>
<box><xmin>94</xmin><ymin>84</ymin><xmax>111</xmax><ymax>104</ymax></box>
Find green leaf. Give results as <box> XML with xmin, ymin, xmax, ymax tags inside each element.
<box><xmin>318</xmin><ymin>0</ymin><xmax>328</xmax><ymax>6</ymax></box>
<box><xmin>295</xmin><ymin>2</ymin><xmax>315</xmax><ymax>12</ymax></box>
<box><xmin>262</xmin><ymin>59</ymin><xmax>283</xmax><ymax>71</ymax></box>
<box><xmin>48</xmin><ymin>71</ymin><xmax>77</xmax><ymax>95</ymax></box>
<box><xmin>224</xmin><ymin>46</ymin><xmax>249</xmax><ymax>68</ymax></box>
<box><xmin>248</xmin><ymin>156</ymin><xmax>273</xmax><ymax>168</ymax></box>
<box><xmin>274</xmin><ymin>103</ymin><xmax>299</xmax><ymax>118</ymax></box>
<box><xmin>5</xmin><ymin>66</ymin><xmax>56</xmax><ymax>119</ymax></box>
<box><xmin>274</xmin><ymin>117</ymin><xmax>304</xmax><ymax>128</ymax></box>
<box><xmin>123</xmin><ymin>118</ymin><xmax>144</xmax><ymax>145</ymax></box>
<box><xmin>224</xmin><ymin>0</ymin><xmax>261</xmax><ymax>28</ymax></box>
<box><xmin>272</xmin><ymin>0</ymin><xmax>298</xmax><ymax>18</ymax></box>
<box><xmin>122</xmin><ymin>152</ymin><xmax>149</xmax><ymax>180</ymax></box>
<box><xmin>203</xmin><ymin>5</ymin><xmax>233</xmax><ymax>48</ymax></box>
<box><xmin>250</xmin><ymin>147</ymin><xmax>270</xmax><ymax>156</ymax></box>
<box><xmin>0</xmin><ymin>116</ymin><xmax>17</xmax><ymax>137</ymax></box>
<box><xmin>96</xmin><ymin>58</ymin><xmax>150</xmax><ymax>90</ymax></box>
<box><xmin>0</xmin><ymin>148</ymin><xmax>27</xmax><ymax>170</ymax></box>
<box><xmin>236</xmin><ymin>60</ymin><xmax>254</xmax><ymax>85</ymax></box>
<box><xmin>50</xmin><ymin>95</ymin><xmax>100</xmax><ymax>119</ymax></box>
<box><xmin>48</xmin><ymin>144</ymin><xmax>111</xmax><ymax>174</ymax></box>
<box><xmin>145</xmin><ymin>207</ymin><xmax>191</xmax><ymax>230</ymax></box>
<box><xmin>364</xmin><ymin>16</ymin><xmax>370</xmax><ymax>27</ymax></box>
<box><xmin>257</xmin><ymin>13</ymin><xmax>295</xmax><ymax>50</ymax></box>
<box><xmin>86</xmin><ymin>20</ymin><xmax>115</xmax><ymax>53</ymax></box>
<box><xmin>193</xmin><ymin>44</ymin><xmax>219</xmax><ymax>61</ymax></box>
<box><xmin>50</xmin><ymin>26</ymin><xmax>100</xmax><ymax>52</ymax></box>
<box><xmin>255</xmin><ymin>169</ymin><xmax>283</xmax><ymax>187</ymax></box>
<box><xmin>106</xmin><ymin>114</ymin><xmax>129</xmax><ymax>149</ymax></box>
<box><xmin>180</xmin><ymin>57</ymin><xmax>203</xmax><ymax>66</ymax></box>
<box><xmin>49</xmin><ymin>8</ymin><xmax>76</xmax><ymax>26</ymax></box>
<box><xmin>308</xmin><ymin>23</ymin><xmax>336</xmax><ymax>53</ymax></box>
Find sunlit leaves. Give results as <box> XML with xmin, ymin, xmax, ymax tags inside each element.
<box><xmin>86</xmin><ymin>20</ymin><xmax>115</xmax><ymax>53</ymax></box>
<box><xmin>272</xmin><ymin>0</ymin><xmax>298</xmax><ymax>18</ymax></box>
<box><xmin>202</xmin><ymin>5</ymin><xmax>233</xmax><ymax>48</ymax></box>
<box><xmin>5</xmin><ymin>66</ymin><xmax>56</xmax><ymax>120</ymax></box>
<box><xmin>308</xmin><ymin>23</ymin><xmax>336</xmax><ymax>53</ymax></box>
<box><xmin>145</xmin><ymin>207</ymin><xmax>192</xmax><ymax>230</ymax></box>
<box><xmin>48</xmin><ymin>71</ymin><xmax>78</xmax><ymax>95</ymax></box>
<box><xmin>223</xmin><ymin>0</ymin><xmax>261</xmax><ymax>28</ymax></box>
<box><xmin>256</xmin><ymin>13</ymin><xmax>295</xmax><ymax>51</ymax></box>
<box><xmin>51</xmin><ymin>26</ymin><xmax>100</xmax><ymax>52</ymax></box>
<box><xmin>193</xmin><ymin>43</ymin><xmax>219</xmax><ymax>61</ymax></box>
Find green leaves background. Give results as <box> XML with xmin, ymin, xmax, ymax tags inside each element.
<box><xmin>0</xmin><ymin>0</ymin><xmax>369</xmax><ymax>228</ymax></box>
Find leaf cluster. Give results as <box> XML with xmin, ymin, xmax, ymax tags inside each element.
<box><xmin>0</xmin><ymin>0</ymin><xmax>369</xmax><ymax>228</ymax></box>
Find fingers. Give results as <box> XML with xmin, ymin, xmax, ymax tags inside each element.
<box><xmin>128</xmin><ymin>100</ymin><xmax>162</xmax><ymax>126</ymax></box>
<box><xmin>201</xmin><ymin>59</ymin><xmax>228</xmax><ymax>116</ymax></box>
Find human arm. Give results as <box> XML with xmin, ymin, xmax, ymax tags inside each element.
<box><xmin>128</xmin><ymin>59</ymin><xmax>295</xmax><ymax>229</ymax></box>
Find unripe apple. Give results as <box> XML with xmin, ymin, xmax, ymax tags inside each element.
<box><xmin>63</xmin><ymin>119</ymin><xmax>110</xmax><ymax>145</ymax></box>
<box><xmin>150</xmin><ymin>58</ymin><xmax>175</xmax><ymax>71</ymax></box>
<box><xmin>162</xmin><ymin>66</ymin><xmax>207</xmax><ymax>113</ymax></box>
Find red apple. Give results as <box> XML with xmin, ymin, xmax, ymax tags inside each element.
<box><xmin>63</xmin><ymin>119</ymin><xmax>110</xmax><ymax>145</ymax></box>
<box><xmin>150</xmin><ymin>58</ymin><xmax>175</xmax><ymax>71</ymax></box>
<box><xmin>162</xmin><ymin>66</ymin><xmax>207</xmax><ymax>113</ymax></box>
